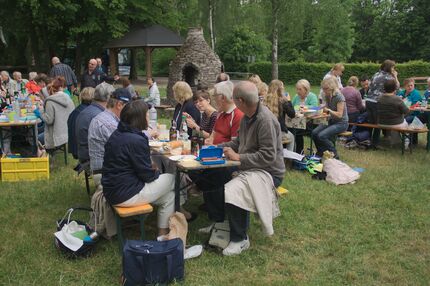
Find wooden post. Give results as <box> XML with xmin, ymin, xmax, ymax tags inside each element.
<box><xmin>109</xmin><ymin>48</ymin><xmax>118</xmax><ymax>76</ymax></box>
<box><xmin>145</xmin><ymin>46</ymin><xmax>152</xmax><ymax>79</ymax></box>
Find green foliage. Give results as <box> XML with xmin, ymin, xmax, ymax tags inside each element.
<box><xmin>248</xmin><ymin>61</ymin><xmax>430</xmax><ymax>86</ymax></box>
<box><xmin>137</xmin><ymin>48</ymin><xmax>177</xmax><ymax>76</ymax></box>
<box><xmin>305</xmin><ymin>0</ymin><xmax>354</xmax><ymax>62</ymax></box>
<box><xmin>216</xmin><ymin>25</ymin><xmax>271</xmax><ymax>72</ymax></box>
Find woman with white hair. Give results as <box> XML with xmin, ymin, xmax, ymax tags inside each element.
<box><xmin>290</xmin><ymin>79</ymin><xmax>318</xmax><ymax>154</ymax></box>
<box><xmin>172</xmin><ymin>81</ymin><xmax>201</xmax><ymax>137</ymax></box>
<box><xmin>292</xmin><ymin>79</ymin><xmax>318</xmax><ymax>108</ymax></box>
<box><xmin>25</xmin><ymin>72</ymin><xmax>41</xmax><ymax>94</ymax></box>
<box><xmin>311</xmin><ymin>77</ymin><xmax>348</xmax><ymax>158</ymax></box>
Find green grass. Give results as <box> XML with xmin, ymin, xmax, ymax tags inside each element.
<box><xmin>2</xmin><ymin>86</ymin><xmax>429</xmax><ymax>285</ymax></box>
<box><xmin>1</xmin><ymin>134</ymin><xmax>429</xmax><ymax>285</ymax></box>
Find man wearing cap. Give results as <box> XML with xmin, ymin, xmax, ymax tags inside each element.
<box><xmin>88</xmin><ymin>88</ymin><xmax>131</xmax><ymax>188</ymax></box>
<box><xmin>75</xmin><ymin>82</ymin><xmax>115</xmax><ymax>166</ymax></box>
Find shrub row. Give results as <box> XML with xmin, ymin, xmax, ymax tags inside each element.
<box><xmin>247</xmin><ymin>61</ymin><xmax>430</xmax><ymax>87</ymax></box>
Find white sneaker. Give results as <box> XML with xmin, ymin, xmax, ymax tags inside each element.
<box><xmin>222</xmin><ymin>237</ymin><xmax>250</xmax><ymax>256</ymax></box>
<box><xmin>198</xmin><ymin>223</ymin><xmax>215</xmax><ymax>234</ymax></box>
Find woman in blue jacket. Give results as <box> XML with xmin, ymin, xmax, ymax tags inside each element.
<box><xmin>102</xmin><ymin>100</ymin><xmax>175</xmax><ymax>235</ymax></box>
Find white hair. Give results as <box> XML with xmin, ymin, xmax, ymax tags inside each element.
<box><xmin>234</xmin><ymin>81</ymin><xmax>259</xmax><ymax>105</ymax></box>
<box><xmin>52</xmin><ymin>57</ymin><xmax>60</xmax><ymax>64</ymax></box>
<box><xmin>94</xmin><ymin>82</ymin><xmax>114</xmax><ymax>102</ymax></box>
<box><xmin>1</xmin><ymin>71</ymin><xmax>10</xmax><ymax>77</ymax></box>
<box><xmin>214</xmin><ymin>80</ymin><xmax>234</xmax><ymax>101</ymax></box>
<box><xmin>28</xmin><ymin>72</ymin><xmax>38</xmax><ymax>80</ymax></box>
<box><xmin>13</xmin><ymin>71</ymin><xmax>22</xmax><ymax>79</ymax></box>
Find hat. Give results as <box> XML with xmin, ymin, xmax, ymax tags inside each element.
<box><xmin>111</xmin><ymin>88</ymin><xmax>132</xmax><ymax>103</ymax></box>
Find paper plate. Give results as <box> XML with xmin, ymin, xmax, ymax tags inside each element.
<box><xmin>169</xmin><ymin>155</ymin><xmax>196</xmax><ymax>161</ymax></box>
<box><xmin>149</xmin><ymin>141</ymin><xmax>164</xmax><ymax>148</ymax></box>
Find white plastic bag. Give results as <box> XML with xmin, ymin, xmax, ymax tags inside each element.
<box><xmin>323</xmin><ymin>159</ymin><xmax>360</xmax><ymax>185</ymax></box>
<box><xmin>409</xmin><ymin>116</ymin><xmax>425</xmax><ymax>130</ymax></box>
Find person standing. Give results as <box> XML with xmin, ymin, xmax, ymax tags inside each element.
<box><xmin>80</xmin><ymin>59</ymin><xmax>106</xmax><ymax>90</ymax></box>
<box><xmin>366</xmin><ymin>60</ymin><xmax>399</xmax><ymax>147</ymax></box>
<box><xmin>359</xmin><ymin>75</ymin><xmax>370</xmax><ymax>99</ymax></box>
<box><xmin>49</xmin><ymin>57</ymin><xmax>78</xmax><ymax>93</ymax></box>
<box><xmin>145</xmin><ymin>77</ymin><xmax>160</xmax><ymax>106</ymax></box>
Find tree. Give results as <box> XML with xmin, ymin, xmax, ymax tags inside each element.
<box><xmin>305</xmin><ymin>0</ymin><xmax>355</xmax><ymax>62</ymax></box>
<box><xmin>216</xmin><ymin>25</ymin><xmax>271</xmax><ymax>72</ymax></box>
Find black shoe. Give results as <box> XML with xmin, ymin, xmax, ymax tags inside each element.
<box><xmin>186</xmin><ymin>212</ymin><xmax>198</xmax><ymax>223</ymax></box>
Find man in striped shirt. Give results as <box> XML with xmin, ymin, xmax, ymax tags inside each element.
<box><xmin>49</xmin><ymin>57</ymin><xmax>77</xmax><ymax>93</ymax></box>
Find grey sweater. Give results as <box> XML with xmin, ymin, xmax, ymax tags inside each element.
<box><xmin>221</xmin><ymin>104</ymin><xmax>285</xmax><ymax>179</ymax></box>
<box><xmin>41</xmin><ymin>91</ymin><xmax>75</xmax><ymax>149</ymax></box>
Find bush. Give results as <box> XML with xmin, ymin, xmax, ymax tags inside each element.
<box><xmin>248</xmin><ymin>61</ymin><xmax>430</xmax><ymax>87</ymax></box>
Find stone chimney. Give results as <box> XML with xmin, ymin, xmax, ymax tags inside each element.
<box><xmin>167</xmin><ymin>28</ymin><xmax>222</xmax><ymax>102</ymax></box>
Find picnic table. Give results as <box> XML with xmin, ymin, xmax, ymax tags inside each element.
<box><xmin>409</xmin><ymin>106</ymin><xmax>430</xmax><ymax>151</ymax></box>
<box><xmin>0</xmin><ymin>119</ymin><xmax>40</xmax><ymax>156</ymax></box>
<box><xmin>286</xmin><ymin>112</ymin><xmax>330</xmax><ymax>153</ymax></box>
<box><xmin>150</xmin><ymin>144</ymin><xmax>240</xmax><ymax>211</ymax></box>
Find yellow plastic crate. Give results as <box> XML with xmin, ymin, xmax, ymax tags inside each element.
<box><xmin>1</xmin><ymin>154</ymin><xmax>50</xmax><ymax>182</ymax></box>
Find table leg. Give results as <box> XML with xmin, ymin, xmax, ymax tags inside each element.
<box><xmin>0</xmin><ymin>127</ymin><xmax>3</xmax><ymax>153</ymax></box>
<box><xmin>174</xmin><ymin>168</ymin><xmax>181</xmax><ymax>212</ymax></box>
<box><xmin>32</xmin><ymin>124</ymin><xmax>37</xmax><ymax>156</ymax></box>
<box><xmin>426</xmin><ymin>114</ymin><xmax>430</xmax><ymax>152</ymax></box>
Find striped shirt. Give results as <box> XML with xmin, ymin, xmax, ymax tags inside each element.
<box><xmin>88</xmin><ymin>109</ymin><xmax>119</xmax><ymax>171</ymax></box>
<box><xmin>200</xmin><ymin>111</ymin><xmax>218</xmax><ymax>134</ymax></box>
<box><xmin>50</xmin><ymin>63</ymin><xmax>78</xmax><ymax>86</ymax></box>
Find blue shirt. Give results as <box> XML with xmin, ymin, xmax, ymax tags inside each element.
<box><xmin>398</xmin><ymin>89</ymin><xmax>422</xmax><ymax>104</ymax></box>
<box><xmin>75</xmin><ymin>102</ymin><xmax>105</xmax><ymax>162</ymax></box>
<box><xmin>67</xmin><ymin>103</ymin><xmax>90</xmax><ymax>159</ymax></box>
<box><xmin>88</xmin><ymin>109</ymin><xmax>119</xmax><ymax>171</ymax></box>
<box><xmin>424</xmin><ymin>89</ymin><xmax>430</xmax><ymax>101</ymax></box>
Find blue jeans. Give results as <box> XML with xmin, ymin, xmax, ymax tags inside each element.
<box><xmin>311</xmin><ymin>122</ymin><xmax>348</xmax><ymax>156</ymax></box>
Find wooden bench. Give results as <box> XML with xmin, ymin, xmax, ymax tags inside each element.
<box><xmin>349</xmin><ymin>122</ymin><xmax>429</xmax><ymax>154</ymax></box>
<box><xmin>411</xmin><ymin>76</ymin><xmax>429</xmax><ymax>88</ymax></box>
<box><xmin>113</xmin><ymin>204</ymin><xmax>153</xmax><ymax>250</ymax></box>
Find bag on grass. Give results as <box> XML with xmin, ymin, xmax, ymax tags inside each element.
<box><xmin>122</xmin><ymin>238</ymin><xmax>184</xmax><ymax>285</ymax></box>
<box><xmin>207</xmin><ymin>220</ymin><xmax>230</xmax><ymax>250</ymax></box>
<box><xmin>54</xmin><ymin>207</ymin><xmax>97</xmax><ymax>258</ymax></box>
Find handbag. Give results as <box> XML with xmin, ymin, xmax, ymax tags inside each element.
<box><xmin>122</xmin><ymin>238</ymin><xmax>184</xmax><ymax>285</ymax></box>
<box><xmin>54</xmin><ymin>207</ymin><xmax>97</xmax><ymax>258</ymax></box>
<box><xmin>207</xmin><ymin>220</ymin><xmax>230</xmax><ymax>250</ymax></box>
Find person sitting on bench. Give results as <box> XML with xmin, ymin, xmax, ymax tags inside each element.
<box><xmin>311</xmin><ymin>76</ymin><xmax>348</xmax><ymax>158</ymax></box>
<box><xmin>377</xmin><ymin>79</ymin><xmax>410</xmax><ymax>129</ymax></box>
<box><xmin>102</xmin><ymin>100</ymin><xmax>175</xmax><ymax>236</ymax></box>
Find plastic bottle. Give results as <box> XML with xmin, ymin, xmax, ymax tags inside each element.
<box><xmin>148</xmin><ymin>104</ymin><xmax>157</xmax><ymax>129</ymax></box>
<box><xmin>180</xmin><ymin>115</ymin><xmax>189</xmax><ymax>140</ymax></box>
<box><xmin>83</xmin><ymin>231</ymin><xmax>99</xmax><ymax>243</ymax></box>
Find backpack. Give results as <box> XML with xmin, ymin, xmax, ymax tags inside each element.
<box><xmin>122</xmin><ymin>238</ymin><xmax>184</xmax><ymax>285</ymax></box>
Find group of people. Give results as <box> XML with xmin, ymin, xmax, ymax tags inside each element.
<box><xmin>2</xmin><ymin>57</ymin><xmax>429</xmax><ymax>257</ymax></box>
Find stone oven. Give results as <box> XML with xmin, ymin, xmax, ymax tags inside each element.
<box><xmin>167</xmin><ymin>28</ymin><xmax>222</xmax><ymax>101</ymax></box>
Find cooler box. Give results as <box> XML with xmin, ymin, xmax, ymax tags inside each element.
<box><xmin>197</xmin><ymin>146</ymin><xmax>225</xmax><ymax>165</ymax></box>
<box><xmin>1</xmin><ymin>154</ymin><xmax>50</xmax><ymax>182</ymax></box>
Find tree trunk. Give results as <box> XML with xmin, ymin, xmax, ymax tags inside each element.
<box><xmin>209</xmin><ymin>0</ymin><xmax>215</xmax><ymax>50</ymax></box>
<box><xmin>129</xmin><ymin>48</ymin><xmax>138</xmax><ymax>80</ymax></box>
<box><xmin>271</xmin><ymin>0</ymin><xmax>279</xmax><ymax>80</ymax></box>
<box><xmin>74</xmin><ymin>35</ymin><xmax>82</xmax><ymax>78</ymax></box>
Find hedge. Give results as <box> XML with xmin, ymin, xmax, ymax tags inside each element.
<box><xmin>247</xmin><ymin>61</ymin><xmax>430</xmax><ymax>88</ymax></box>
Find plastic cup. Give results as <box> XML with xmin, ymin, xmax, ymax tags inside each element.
<box><xmin>8</xmin><ymin>111</ymin><xmax>16</xmax><ymax>122</ymax></box>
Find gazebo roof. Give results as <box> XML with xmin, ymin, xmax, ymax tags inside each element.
<box><xmin>104</xmin><ymin>24</ymin><xmax>184</xmax><ymax>49</ymax></box>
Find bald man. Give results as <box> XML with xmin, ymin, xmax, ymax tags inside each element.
<box><xmin>49</xmin><ymin>57</ymin><xmax>77</xmax><ymax>92</ymax></box>
<box><xmin>80</xmin><ymin>58</ymin><xmax>106</xmax><ymax>90</ymax></box>
<box><xmin>219</xmin><ymin>81</ymin><xmax>285</xmax><ymax>256</ymax></box>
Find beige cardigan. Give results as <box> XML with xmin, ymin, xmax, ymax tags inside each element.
<box><xmin>224</xmin><ymin>169</ymin><xmax>280</xmax><ymax>236</ymax></box>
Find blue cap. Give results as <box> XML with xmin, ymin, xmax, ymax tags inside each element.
<box><xmin>111</xmin><ymin>88</ymin><xmax>132</xmax><ymax>103</ymax></box>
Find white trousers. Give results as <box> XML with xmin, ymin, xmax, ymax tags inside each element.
<box><xmin>117</xmin><ymin>174</ymin><xmax>175</xmax><ymax>228</ymax></box>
